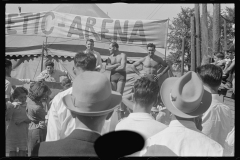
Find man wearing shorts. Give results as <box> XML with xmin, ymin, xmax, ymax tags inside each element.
<box><xmin>131</xmin><ymin>43</ymin><xmax>170</xmax><ymax>105</ymax></box>
<box><xmin>106</xmin><ymin>42</ymin><xmax>127</xmax><ymax>119</ymax></box>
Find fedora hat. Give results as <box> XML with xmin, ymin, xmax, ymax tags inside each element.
<box><xmin>160</xmin><ymin>71</ymin><xmax>212</xmax><ymax>118</ymax></box>
<box><xmin>63</xmin><ymin>71</ymin><xmax>122</xmax><ymax>116</ymax></box>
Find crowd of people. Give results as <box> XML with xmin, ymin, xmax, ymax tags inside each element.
<box><xmin>5</xmin><ymin>38</ymin><xmax>234</xmax><ymax>157</ymax></box>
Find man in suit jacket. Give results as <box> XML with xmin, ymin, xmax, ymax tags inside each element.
<box><xmin>32</xmin><ymin>71</ymin><xmax>122</xmax><ymax>156</ymax></box>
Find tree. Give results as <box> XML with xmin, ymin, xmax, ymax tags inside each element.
<box><xmin>220</xmin><ymin>6</ymin><xmax>235</xmax><ymax>51</ymax></box>
<box><xmin>207</xmin><ymin>5</ymin><xmax>235</xmax><ymax>54</ymax></box>
<box><xmin>166</xmin><ymin>7</ymin><xmax>195</xmax><ymax>71</ymax></box>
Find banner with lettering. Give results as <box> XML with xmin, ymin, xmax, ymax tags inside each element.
<box><xmin>6</xmin><ymin>11</ymin><xmax>168</xmax><ymax>48</ymax></box>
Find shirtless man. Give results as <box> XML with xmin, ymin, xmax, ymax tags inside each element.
<box><xmin>131</xmin><ymin>43</ymin><xmax>170</xmax><ymax>105</ymax></box>
<box><xmin>84</xmin><ymin>39</ymin><xmax>102</xmax><ymax>72</ymax></box>
<box><xmin>106</xmin><ymin>42</ymin><xmax>127</xmax><ymax>119</ymax></box>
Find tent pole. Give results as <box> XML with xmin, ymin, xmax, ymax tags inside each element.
<box><xmin>41</xmin><ymin>41</ymin><xmax>44</xmax><ymax>72</ymax></box>
<box><xmin>164</xmin><ymin>18</ymin><xmax>170</xmax><ymax>61</ymax></box>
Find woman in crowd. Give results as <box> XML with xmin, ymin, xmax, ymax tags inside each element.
<box><xmin>26</xmin><ymin>81</ymin><xmax>51</xmax><ymax>156</ymax></box>
<box><xmin>6</xmin><ymin>87</ymin><xmax>31</xmax><ymax>157</ymax></box>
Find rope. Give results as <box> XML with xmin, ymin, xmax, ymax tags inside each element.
<box><xmin>146</xmin><ymin>4</ymin><xmax>160</xmax><ymax>19</ymax></box>
<box><xmin>149</xmin><ymin>4</ymin><xmax>164</xmax><ymax>19</ymax></box>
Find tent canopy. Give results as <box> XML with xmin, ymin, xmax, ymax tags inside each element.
<box><xmin>6</xmin><ymin>4</ymin><xmax>165</xmax><ymax>61</ymax></box>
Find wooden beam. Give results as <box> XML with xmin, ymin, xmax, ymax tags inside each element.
<box><xmin>41</xmin><ymin>41</ymin><xmax>44</xmax><ymax>72</ymax></box>
<box><xmin>224</xmin><ymin>19</ymin><xmax>227</xmax><ymax>51</ymax></box>
<box><xmin>201</xmin><ymin>4</ymin><xmax>210</xmax><ymax>65</ymax></box>
<box><xmin>195</xmin><ymin>4</ymin><xmax>201</xmax><ymax>67</ymax></box>
<box><xmin>191</xmin><ymin>16</ymin><xmax>196</xmax><ymax>71</ymax></box>
<box><xmin>181</xmin><ymin>37</ymin><xmax>185</xmax><ymax>76</ymax></box>
<box><xmin>213</xmin><ymin>4</ymin><xmax>221</xmax><ymax>54</ymax></box>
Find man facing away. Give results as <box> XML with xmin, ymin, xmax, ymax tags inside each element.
<box><xmin>115</xmin><ymin>76</ymin><xmax>167</xmax><ymax>140</ymax></box>
<box><xmin>84</xmin><ymin>39</ymin><xmax>102</xmax><ymax>71</ymax></box>
<box><xmin>131</xmin><ymin>43</ymin><xmax>169</xmax><ymax>105</ymax></box>
<box><xmin>140</xmin><ymin>71</ymin><xmax>223</xmax><ymax>156</ymax></box>
<box><xmin>32</xmin><ymin>71</ymin><xmax>122</xmax><ymax>156</ymax></box>
<box><xmin>196</xmin><ymin>64</ymin><xmax>233</xmax><ymax>156</ymax></box>
<box><xmin>45</xmin><ymin>51</ymin><xmax>97</xmax><ymax>141</ymax></box>
<box><xmin>105</xmin><ymin>42</ymin><xmax>127</xmax><ymax>119</ymax></box>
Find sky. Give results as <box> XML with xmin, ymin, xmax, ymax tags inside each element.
<box><xmin>6</xmin><ymin>3</ymin><xmax>234</xmax><ymax>55</ymax></box>
<box><xmin>6</xmin><ymin>3</ymin><xmax>234</xmax><ymax>21</ymax></box>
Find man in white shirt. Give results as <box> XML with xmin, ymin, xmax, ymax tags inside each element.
<box><xmin>5</xmin><ymin>59</ymin><xmax>32</xmax><ymax>98</ymax></box>
<box><xmin>46</xmin><ymin>51</ymin><xmax>97</xmax><ymax>141</ymax></box>
<box><xmin>196</xmin><ymin>64</ymin><xmax>233</xmax><ymax>155</ymax></box>
<box><xmin>115</xmin><ymin>76</ymin><xmax>166</xmax><ymax>140</ymax></box>
<box><xmin>84</xmin><ymin>39</ymin><xmax>102</xmax><ymax>72</ymax></box>
<box><xmin>36</xmin><ymin>60</ymin><xmax>69</xmax><ymax>83</ymax></box>
<box><xmin>140</xmin><ymin>71</ymin><xmax>223</xmax><ymax>156</ymax></box>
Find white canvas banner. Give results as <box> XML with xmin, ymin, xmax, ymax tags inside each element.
<box><xmin>6</xmin><ymin>11</ymin><xmax>168</xmax><ymax>48</ymax></box>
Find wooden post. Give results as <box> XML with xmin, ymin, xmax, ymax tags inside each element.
<box><xmin>213</xmin><ymin>4</ymin><xmax>221</xmax><ymax>54</ymax></box>
<box><xmin>224</xmin><ymin>19</ymin><xmax>227</xmax><ymax>51</ymax></box>
<box><xmin>195</xmin><ymin>4</ymin><xmax>201</xmax><ymax>67</ymax></box>
<box><xmin>164</xmin><ymin>18</ymin><xmax>170</xmax><ymax>60</ymax></box>
<box><xmin>191</xmin><ymin>16</ymin><xmax>196</xmax><ymax>71</ymax></box>
<box><xmin>41</xmin><ymin>41</ymin><xmax>44</xmax><ymax>72</ymax></box>
<box><xmin>201</xmin><ymin>4</ymin><xmax>209</xmax><ymax>65</ymax></box>
<box><xmin>181</xmin><ymin>37</ymin><xmax>185</xmax><ymax>76</ymax></box>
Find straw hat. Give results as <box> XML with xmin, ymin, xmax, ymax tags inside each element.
<box><xmin>160</xmin><ymin>71</ymin><xmax>212</xmax><ymax>118</ymax></box>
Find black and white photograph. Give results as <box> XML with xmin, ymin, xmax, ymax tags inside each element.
<box><xmin>5</xmin><ymin>3</ymin><xmax>235</xmax><ymax>157</ymax></box>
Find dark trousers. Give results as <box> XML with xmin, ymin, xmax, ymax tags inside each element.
<box><xmin>28</xmin><ymin>129</ymin><xmax>47</xmax><ymax>156</ymax></box>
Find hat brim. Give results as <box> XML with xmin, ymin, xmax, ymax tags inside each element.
<box><xmin>160</xmin><ymin>77</ymin><xmax>212</xmax><ymax>118</ymax></box>
<box><xmin>62</xmin><ymin>91</ymin><xmax>122</xmax><ymax>116</ymax></box>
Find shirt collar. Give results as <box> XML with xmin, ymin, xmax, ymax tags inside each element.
<box><xmin>211</xmin><ymin>94</ymin><xmax>224</xmax><ymax>103</ymax></box>
<box><xmin>128</xmin><ymin>112</ymin><xmax>155</xmax><ymax>120</ymax></box>
<box><xmin>169</xmin><ymin>120</ymin><xmax>198</xmax><ymax>131</ymax></box>
<box><xmin>67</xmin><ymin>129</ymin><xmax>101</xmax><ymax>143</ymax></box>
<box><xmin>74</xmin><ymin>127</ymin><xmax>101</xmax><ymax>135</ymax></box>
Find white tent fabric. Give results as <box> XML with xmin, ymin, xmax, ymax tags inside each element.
<box><xmin>6</xmin><ymin>4</ymin><xmax>166</xmax><ymax>60</ymax></box>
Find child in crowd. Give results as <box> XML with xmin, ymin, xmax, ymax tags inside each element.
<box><xmin>6</xmin><ymin>87</ymin><xmax>31</xmax><ymax>157</ymax></box>
<box><xmin>224</xmin><ymin>53</ymin><xmax>232</xmax><ymax>69</ymax></box>
<box><xmin>212</xmin><ymin>52</ymin><xmax>226</xmax><ymax>70</ymax></box>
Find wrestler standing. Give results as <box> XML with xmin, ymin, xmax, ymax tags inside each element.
<box><xmin>84</xmin><ymin>39</ymin><xmax>103</xmax><ymax>72</ymax></box>
<box><xmin>131</xmin><ymin>43</ymin><xmax>170</xmax><ymax>106</ymax></box>
<box><xmin>106</xmin><ymin>42</ymin><xmax>127</xmax><ymax>120</ymax></box>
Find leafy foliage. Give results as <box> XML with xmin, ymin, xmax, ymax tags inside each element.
<box><xmin>167</xmin><ymin>5</ymin><xmax>235</xmax><ymax>71</ymax></box>
<box><xmin>167</xmin><ymin>7</ymin><xmax>194</xmax><ymax>71</ymax></box>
